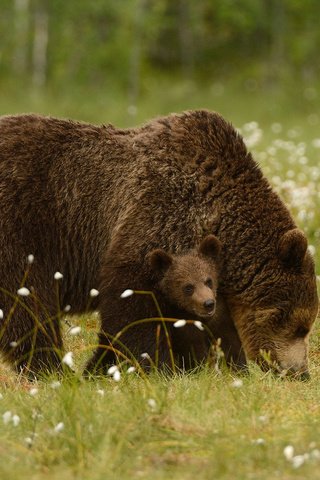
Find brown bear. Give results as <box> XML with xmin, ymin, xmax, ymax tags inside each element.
<box><xmin>146</xmin><ymin>235</ymin><xmax>221</xmax><ymax>320</ymax></box>
<box><xmin>0</xmin><ymin>111</ymin><xmax>318</xmax><ymax>379</ymax></box>
<box><xmin>145</xmin><ymin>234</ymin><xmax>245</xmax><ymax>370</ymax></box>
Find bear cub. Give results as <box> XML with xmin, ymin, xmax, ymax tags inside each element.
<box><xmin>146</xmin><ymin>235</ymin><xmax>221</xmax><ymax>368</ymax></box>
<box><xmin>147</xmin><ymin>235</ymin><xmax>221</xmax><ymax>320</ymax></box>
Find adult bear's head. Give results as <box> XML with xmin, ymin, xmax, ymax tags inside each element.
<box><xmin>228</xmin><ymin>228</ymin><xmax>318</xmax><ymax>379</ymax></box>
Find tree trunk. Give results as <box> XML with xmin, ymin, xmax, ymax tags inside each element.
<box><xmin>12</xmin><ymin>0</ymin><xmax>30</xmax><ymax>76</ymax></box>
<box><xmin>178</xmin><ymin>0</ymin><xmax>194</xmax><ymax>77</ymax></box>
<box><xmin>128</xmin><ymin>0</ymin><xmax>147</xmax><ymax>110</ymax></box>
<box><xmin>32</xmin><ymin>4</ymin><xmax>49</xmax><ymax>87</ymax></box>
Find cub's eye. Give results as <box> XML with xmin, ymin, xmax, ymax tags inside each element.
<box><xmin>183</xmin><ymin>284</ymin><xmax>194</xmax><ymax>296</ymax></box>
<box><xmin>205</xmin><ymin>278</ymin><xmax>213</xmax><ymax>288</ymax></box>
<box><xmin>294</xmin><ymin>326</ymin><xmax>309</xmax><ymax>338</ymax></box>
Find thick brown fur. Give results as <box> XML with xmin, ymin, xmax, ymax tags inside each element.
<box><xmin>0</xmin><ymin>111</ymin><xmax>318</xmax><ymax>377</ymax></box>
<box><xmin>147</xmin><ymin>235</ymin><xmax>221</xmax><ymax>319</ymax></box>
<box><xmin>145</xmin><ymin>235</ymin><xmax>245</xmax><ymax>370</ymax></box>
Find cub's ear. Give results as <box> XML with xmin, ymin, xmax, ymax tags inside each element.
<box><xmin>199</xmin><ymin>235</ymin><xmax>222</xmax><ymax>261</ymax></box>
<box><xmin>278</xmin><ymin>228</ymin><xmax>307</xmax><ymax>268</ymax></box>
<box><xmin>146</xmin><ymin>249</ymin><xmax>173</xmax><ymax>274</ymax></box>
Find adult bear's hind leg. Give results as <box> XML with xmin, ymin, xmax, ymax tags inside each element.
<box><xmin>0</xmin><ymin>298</ymin><xmax>64</xmax><ymax>377</ymax></box>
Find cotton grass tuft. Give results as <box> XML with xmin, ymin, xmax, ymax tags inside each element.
<box><xmin>173</xmin><ymin>319</ymin><xmax>186</xmax><ymax>328</ymax></box>
<box><xmin>90</xmin><ymin>289</ymin><xmax>99</xmax><ymax>297</ymax></box>
<box><xmin>17</xmin><ymin>287</ymin><xmax>30</xmax><ymax>297</ymax></box>
<box><xmin>62</xmin><ymin>352</ymin><xmax>74</xmax><ymax>368</ymax></box>
<box><xmin>120</xmin><ymin>289</ymin><xmax>134</xmax><ymax>299</ymax></box>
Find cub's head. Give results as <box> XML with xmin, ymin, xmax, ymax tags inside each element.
<box><xmin>146</xmin><ymin>235</ymin><xmax>221</xmax><ymax>319</ymax></box>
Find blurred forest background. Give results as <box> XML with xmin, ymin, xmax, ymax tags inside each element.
<box><xmin>1</xmin><ymin>0</ymin><xmax>320</xmax><ymax>127</ymax></box>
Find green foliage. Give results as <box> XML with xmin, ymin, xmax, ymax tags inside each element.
<box><xmin>1</xmin><ymin>0</ymin><xmax>320</xmax><ymax>89</ymax></box>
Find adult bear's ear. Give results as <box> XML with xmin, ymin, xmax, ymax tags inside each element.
<box><xmin>146</xmin><ymin>249</ymin><xmax>173</xmax><ymax>274</ymax></box>
<box><xmin>199</xmin><ymin>235</ymin><xmax>222</xmax><ymax>261</ymax></box>
<box><xmin>278</xmin><ymin>228</ymin><xmax>308</xmax><ymax>268</ymax></box>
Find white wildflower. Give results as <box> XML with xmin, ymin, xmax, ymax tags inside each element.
<box><xmin>258</xmin><ymin>415</ymin><xmax>268</xmax><ymax>423</ymax></box>
<box><xmin>113</xmin><ymin>370</ymin><xmax>121</xmax><ymax>382</ymax></box>
<box><xmin>12</xmin><ymin>414</ymin><xmax>20</xmax><ymax>427</ymax></box>
<box><xmin>64</xmin><ymin>304</ymin><xmax>71</xmax><ymax>312</ymax></box>
<box><xmin>140</xmin><ymin>352</ymin><xmax>150</xmax><ymax>359</ymax></box>
<box><xmin>10</xmin><ymin>341</ymin><xmax>18</xmax><ymax>348</ymax></box>
<box><xmin>308</xmin><ymin>245</ymin><xmax>316</xmax><ymax>256</ymax></box>
<box><xmin>311</xmin><ymin>449</ymin><xmax>320</xmax><ymax>460</ymax></box>
<box><xmin>267</xmin><ymin>146</ymin><xmax>277</xmax><ymax>156</ymax></box>
<box><xmin>32</xmin><ymin>410</ymin><xmax>39</xmax><ymax>420</ymax></box>
<box><xmin>69</xmin><ymin>326</ymin><xmax>81</xmax><ymax>336</ymax></box>
<box><xmin>0</xmin><ymin>309</ymin><xmax>3</xmax><ymax>320</ymax></box>
<box><xmin>231</xmin><ymin>378</ymin><xmax>243</xmax><ymax>388</ymax></box>
<box><xmin>62</xmin><ymin>351</ymin><xmax>73</xmax><ymax>368</ymax></box>
<box><xmin>107</xmin><ymin>365</ymin><xmax>118</xmax><ymax>375</ymax></box>
<box><xmin>298</xmin><ymin>157</ymin><xmax>308</xmax><ymax>166</ymax></box>
<box><xmin>147</xmin><ymin>398</ymin><xmax>157</xmax><ymax>410</ymax></box>
<box><xmin>252</xmin><ymin>438</ymin><xmax>265</xmax><ymax>445</ymax></box>
<box><xmin>54</xmin><ymin>422</ymin><xmax>64</xmax><ymax>433</ymax></box>
<box><xmin>127</xmin><ymin>366</ymin><xmax>136</xmax><ymax>373</ymax></box>
<box><xmin>97</xmin><ymin>389</ymin><xmax>105</xmax><ymax>397</ymax></box>
<box><xmin>194</xmin><ymin>320</ymin><xmax>204</xmax><ymax>331</ymax></box>
<box><xmin>243</xmin><ymin>123</ymin><xmax>262</xmax><ymax>148</ymax></box>
<box><xmin>17</xmin><ymin>287</ymin><xmax>30</xmax><ymax>297</ymax></box>
<box><xmin>50</xmin><ymin>381</ymin><xmax>61</xmax><ymax>389</ymax></box>
<box><xmin>3</xmin><ymin>411</ymin><xmax>12</xmax><ymax>424</ymax></box>
<box><xmin>120</xmin><ymin>289</ymin><xmax>134</xmax><ymax>299</ymax></box>
<box><xmin>173</xmin><ymin>319</ymin><xmax>187</xmax><ymax>328</ymax></box>
<box><xmin>29</xmin><ymin>388</ymin><xmax>38</xmax><ymax>396</ymax></box>
<box><xmin>283</xmin><ymin>445</ymin><xmax>294</xmax><ymax>461</ymax></box>
<box><xmin>31</xmin><ymin>409</ymin><xmax>42</xmax><ymax>420</ymax></box>
<box><xmin>89</xmin><ymin>288</ymin><xmax>99</xmax><ymax>297</ymax></box>
<box><xmin>27</xmin><ymin>254</ymin><xmax>34</xmax><ymax>264</ymax></box>
<box><xmin>54</xmin><ymin>271</ymin><xmax>63</xmax><ymax>280</ymax></box>
<box><xmin>291</xmin><ymin>455</ymin><xmax>306</xmax><ymax>469</ymax></box>
<box><xmin>25</xmin><ymin>437</ymin><xmax>33</xmax><ymax>446</ymax></box>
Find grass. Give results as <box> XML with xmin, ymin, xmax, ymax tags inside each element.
<box><xmin>2</xmin><ymin>331</ymin><xmax>320</xmax><ymax>480</ymax></box>
<box><xmin>1</xmin><ymin>75</ymin><xmax>320</xmax><ymax>479</ymax></box>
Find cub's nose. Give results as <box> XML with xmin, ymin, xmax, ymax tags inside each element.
<box><xmin>203</xmin><ymin>299</ymin><xmax>215</xmax><ymax>311</ymax></box>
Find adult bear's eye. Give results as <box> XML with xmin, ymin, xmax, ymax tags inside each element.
<box><xmin>205</xmin><ymin>278</ymin><xmax>213</xmax><ymax>288</ymax></box>
<box><xmin>183</xmin><ymin>284</ymin><xmax>194</xmax><ymax>296</ymax></box>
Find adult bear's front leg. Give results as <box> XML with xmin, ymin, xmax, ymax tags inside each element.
<box><xmin>209</xmin><ymin>295</ymin><xmax>247</xmax><ymax>371</ymax></box>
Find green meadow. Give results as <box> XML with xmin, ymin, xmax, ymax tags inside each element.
<box><xmin>1</xmin><ymin>79</ymin><xmax>320</xmax><ymax>479</ymax></box>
